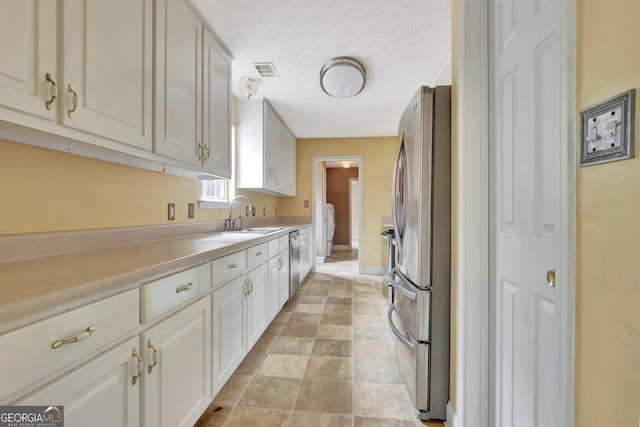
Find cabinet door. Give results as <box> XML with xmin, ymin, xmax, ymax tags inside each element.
<box><xmin>272</xmin><ymin>116</ymin><xmax>284</xmax><ymax>191</ymax></box>
<box><xmin>284</xmin><ymin>127</ymin><xmax>297</xmax><ymax>195</ymax></box>
<box><xmin>60</xmin><ymin>0</ymin><xmax>152</xmax><ymax>150</ymax></box>
<box><xmin>279</xmin><ymin>250</ymin><xmax>290</xmax><ymax>307</ymax></box>
<box><xmin>15</xmin><ymin>336</ymin><xmax>140</xmax><ymax>427</ymax></box>
<box><xmin>202</xmin><ymin>28</ymin><xmax>232</xmax><ymax>179</ymax></box>
<box><xmin>155</xmin><ymin>0</ymin><xmax>202</xmax><ymax>165</ymax></box>
<box><xmin>246</xmin><ymin>262</ymin><xmax>268</xmax><ymax>350</ymax></box>
<box><xmin>0</xmin><ymin>0</ymin><xmax>56</xmax><ymax>121</ymax></box>
<box><xmin>212</xmin><ymin>276</ymin><xmax>245</xmax><ymax>396</ymax></box>
<box><xmin>267</xmin><ymin>257</ymin><xmax>281</xmax><ymax>322</ymax></box>
<box><xmin>142</xmin><ymin>296</ymin><xmax>211</xmax><ymax>427</ymax></box>
<box><xmin>263</xmin><ymin>103</ymin><xmax>277</xmax><ymax>189</ymax></box>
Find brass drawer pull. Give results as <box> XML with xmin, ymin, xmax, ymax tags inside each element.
<box><xmin>176</xmin><ymin>282</ymin><xmax>193</xmax><ymax>293</ymax></box>
<box><xmin>51</xmin><ymin>325</ymin><xmax>95</xmax><ymax>349</ymax></box>
<box><xmin>147</xmin><ymin>340</ymin><xmax>158</xmax><ymax>374</ymax></box>
<box><xmin>132</xmin><ymin>347</ymin><xmax>143</xmax><ymax>385</ymax></box>
<box><xmin>67</xmin><ymin>84</ymin><xmax>78</xmax><ymax>119</ymax></box>
<box><xmin>45</xmin><ymin>73</ymin><xmax>56</xmax><ymax>110</ymax></box>
<box><xmin>227</xmin><ymin>262</ymin><xmax>238</xmax><ymax>270</ymax></box>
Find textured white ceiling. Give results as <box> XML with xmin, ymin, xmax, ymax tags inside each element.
<box><xmin>190</xmin><ymin>0</ymin><xmax>451</xmax><ymax>138</ymax></box>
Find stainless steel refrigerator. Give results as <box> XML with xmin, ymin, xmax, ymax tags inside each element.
<box><xmin>388</xmin><ymin>86</ymin><xmax>451</xmax><ymax>421</ymax></box>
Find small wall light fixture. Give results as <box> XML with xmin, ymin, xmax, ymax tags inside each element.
<box><xmin>239</xmin><ymin>77</ymin><xmax>259</xmax><ymax>98</ymax></box>
<box><xmin>320</xmin><ymin>57</ymin><xmax>366</xmax><ymax>98</ymax></box>
<box><xmin>342</xmin><ymin>161</ymin><xmax>351</xmax><ymax>168</ymax></box>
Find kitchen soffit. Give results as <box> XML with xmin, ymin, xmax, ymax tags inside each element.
<box><xmin>190</xmin><ymin>0</ymin><xmax>451</xmax><ymax>139</ymax></box>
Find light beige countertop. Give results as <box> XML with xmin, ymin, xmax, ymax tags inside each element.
<box><xmin>0</xmin><ymin>223</ymin><xmax>311</xmax><ymax>334</ymax></box>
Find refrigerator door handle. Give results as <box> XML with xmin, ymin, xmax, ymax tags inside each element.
<box><xmin>391</xmin><ymin>131</ymin><xmax>406</xmax><ymax>259</ymax></box>
<box><xmin>388</xmin><ymin>304</ymin><xmax>416</xmax><ymax>350</ymax></box>
<box><xmin>389</xmin><ymin>268</ymin><xmax>417</xmax><ymax>301</ymax></box>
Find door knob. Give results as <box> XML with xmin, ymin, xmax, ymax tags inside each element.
<box><xmin>546</xmin><ymin>269</ymin><xmax>556</xmax><ymax>288</ymax></box>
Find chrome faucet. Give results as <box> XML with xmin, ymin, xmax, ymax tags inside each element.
<box><xmin>225</xmin><ymin>195</ymin><xmax>253</xmax><ymax>231</ymax></box>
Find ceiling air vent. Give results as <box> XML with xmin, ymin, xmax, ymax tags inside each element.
<box><xmin>253</xmin><ymin>62</ymin><xmax>279</xmax><ymax>78</ymax></box>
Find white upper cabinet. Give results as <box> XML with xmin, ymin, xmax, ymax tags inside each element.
<box><xmin>0</xmin><ymin>0</ymin><xmax>57</xmax><ymax>121</ymax></box>
<box><xmin>237</xmin><ymin>98</ymin><xmax>297</xmax><ymax>196</ymax></box>
<box><xmin>202</xmin><ymin>28</ymin><xmax>232</xmax><ymax>178</ymax></box>
<box><xmin>0</xmin><ymin>0</ymin><xmax>233</xmax><ymax>177</ymax></box>
<box><xmin>59</xmin><ymin>0</ymin><xmax>153</xmax><ymax>151</ymax></box>
<box><xmin>154</xmin><ymin>0</ymin><xmax>202</xmax><ymax>165</ymax></box>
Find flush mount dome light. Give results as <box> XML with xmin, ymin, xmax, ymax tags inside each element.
<box><xmin>320</xmin><ymin>57</ymin><xmax>366</xmax><ymax>98</ymax></box>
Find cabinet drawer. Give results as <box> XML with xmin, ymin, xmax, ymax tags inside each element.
<box><xmin>140</xmin><ymin>263</ymin><xmax>211</xmax><ymax>323</ymax></box>
<box><xmin>212</xmin><ymin>250</ymin><xmax>246</xmax><ymax>287</ymax></box>
<box><xmin>247</xmin><ymin>242</ymin><xmax>268</xmax><ymax>269</ymax></box>
<box><xmin>0</xmin><ymin>289</ymin><xmax>139</xmax><ymax>403</ymax></box>
<box><xmin>268</xmin><ymin>238</ymin><xmax>280</xmax><ymax>258</ymax></box>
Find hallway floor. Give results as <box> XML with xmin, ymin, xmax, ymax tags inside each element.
<box><xmin>195</xmin><ymin>250</ymin><xmax>443</xmax><ymax>427</ymax></box>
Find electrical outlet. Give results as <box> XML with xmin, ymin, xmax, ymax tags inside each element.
<box><xmin>245</xmin><ymin>206</ymin><xmax>250</xmax><ymax>217</ymax></box>
<box><xmin>188</xmin><ymin>203</ymin><xmax>194</xmax><ymax>219</ymax></box>
<box><xmin>251</xmin><ymin>207</ymin><xmax>256</xmax><ymax>216</ymax></box>
<box><xmin>275</xmin><ymin>207</ymin><xmax>278</xmax><ymax>216</ymax></box>
<box><xmin>304</xmin><ymin>200</ymin><xmax>309</xmax><ymax>208</ymax></box>
<box><xmin>168</xmin><ymin>203</ymin><xmax>175</xmax><ymax>220</ymax></box>
<box><xmin>263</xmin><ymin>207</ymin><xmax>266</xmax><ymax>216</ymax></box>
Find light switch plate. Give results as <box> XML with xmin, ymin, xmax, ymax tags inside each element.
<box><xmin>188</xmin><ymin>203</ymin><xmax>194</xmax><ymax>219</ymax></box>
<box><xmin>168</xmin><ymin>203</ymin><xmax>175</xmax><ymax>220</ymax></box>
<box><xmin>579</xmin><ymin>89</ymin><xmax>635</xmax><ymax>166</ymax></box>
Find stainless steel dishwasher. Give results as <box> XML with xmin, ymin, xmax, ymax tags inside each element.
<box><xmin>289</xmin><ymin>230</ymin><xmax>301</xmax><ymax>297</ymax></box>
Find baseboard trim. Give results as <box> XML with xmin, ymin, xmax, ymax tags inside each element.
<box><xmin>445</xmin><ymin>401</ymin><xmax>458</xmax><ymax>427</ymax></box>
<box><xmin>332</xmin><ymin>245</ymin><xmax>352</xmax><ymax>250</ymax></box>
<box><xmin>360</xmin><ymin>266</ymin><xmax>385</xmax><ymax>275</ymax></box>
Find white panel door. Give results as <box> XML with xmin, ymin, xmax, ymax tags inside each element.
<box><xmin>489</xmin><ymin>0</ymin><xmax>564</xmax><ymax>426</ymax></box>
<box><xmin>15</xmin><ymin>337</ymin><xmax>140</xmax><ymax>427</ymax></box>
<box><xmin>142</xmin><ymin>296</ymin><xmax>211</xmax><ymax>427</ymax></box>
<box><xmin>155</xmin><ymin>0</ymin><xmax>202</xmax><ymax>165</ymax></box>
<box><xmin>0</xmin><ymin>0</ymin><xmax>56</xmax><ymax>121</ymax></box>
<box><xmin>60</xmin><ymin>0</ymin><xmax>153</xmax><ymax>150</ymax></box>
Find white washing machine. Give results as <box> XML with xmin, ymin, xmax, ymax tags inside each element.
<box><xmin>326</xmin><ymin>203</ymin><xmax>336</xmax><ymax>257</ymax></box>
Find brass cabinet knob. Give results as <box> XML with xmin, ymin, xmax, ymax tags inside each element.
<box><xmin>546</xmin><ymin>269</ymin><xmax>556</xmax><ymax>288</ymax></box>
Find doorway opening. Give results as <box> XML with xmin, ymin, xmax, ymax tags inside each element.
<box><xmin>312</xmin><ymin>156</ymin><xmax>362</xmax><ymax>272</ymax></box>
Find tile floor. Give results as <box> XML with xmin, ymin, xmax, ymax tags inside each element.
<box><xmin>195</xmin><ymin>250</ymin><xmax>444</xmax><ymax>427</ymax></box>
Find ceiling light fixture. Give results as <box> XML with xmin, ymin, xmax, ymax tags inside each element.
<box><xmin>239</xmin><ymin>77</ymin><xmax>259</xmax><ymax>99</ymax></box>
<box><xmin>320</xmin><ymin>57</ymin><xmax>366</xmax><ymax>98</ymax></box>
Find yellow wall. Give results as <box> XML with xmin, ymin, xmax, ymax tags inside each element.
<box><xmin>575</xmin><ymin>2</ymin><xmax>640</xmax><ymax>425</ymax></box>
<box><xmin>279</xmin><ymin>137</ymin><xmax>396</xmax><ymax>269</ymax></box>
<box><xmin>0</xmin><ymin>138</ymin><xmax>279</xmax><ymax>235</ymax></box>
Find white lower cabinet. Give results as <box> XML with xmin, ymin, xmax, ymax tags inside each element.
<box><xmin>211</xmin><ymin>275</ymin><xmax>245</xmax><ymax>396</ymax></box>
<box><xmin>211</xmin><ymin>260</ymin><xmax>268</xmax><ymax>395</ymax></box>
<box><xmin>268</xmin><ymin>249</ymin><xmax>290</xmax><ymax>322</ymax></box>
<box><xmin>15</xmin><ymin>336</ymin><xmax>141</xmax><ymax>427</ymax></box>
<box><xmin>141</xmin><ymin>295</ymin><xmax>211</xmax><ymax>427</ymax></box>
<box><xmin>279</xmin><ymin>250</ymin><xmax>290</xmax><ymax>308</ymax></box>
<box><xmin>2</xmin><ymin>235</ymin><xmax>299</xmax><ymax>426</ymax></box>
<box><xmin>245</xmin><ymin>262</ymin><xmax>268</xmax><ymax>349</ymax></box>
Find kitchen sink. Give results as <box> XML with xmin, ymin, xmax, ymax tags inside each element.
<box><xmin>233</xmin><ymin>227</ymin><xmax>284</xmax><ymax>234</ymax></box>
<box><xmin>217</xmin><ymin>227</ymin><xmax>284</xmax><ymax>234</ymax></box>
<box><xmin>204</xmin><ymin>227</ymin><xmax>285</xmax><ymax>242</ymax></box>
